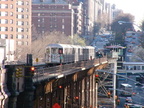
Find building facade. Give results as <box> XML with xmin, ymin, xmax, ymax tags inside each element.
<box><xmin>0</xmin><ymin>0</ymin><xmax>32</xmax><ymax>62</ymax></box>
<box><xmin>32</xmin><ymin>0</ymin><xmax>83</xmax><ymax>37</ymax></box>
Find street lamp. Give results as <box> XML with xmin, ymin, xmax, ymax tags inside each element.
<box><xmin>118</xmin><ymin>21</ymin><xmax>142</xmax><ymax>31</ymax></box>
<box><xmin>118</xmin><ymin>21</ymin><xmax>131</xmax><ymax>25</ymax></box>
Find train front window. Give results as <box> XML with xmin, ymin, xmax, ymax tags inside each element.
<box><xmin>51</xmin><ymin>48</ymin><xmax>58</xmax><ymax>54</ymax></box>
<box><xmin>46</xmin><ymin>48</ymin><xmax>50</xmax><ymax>53</ymax></box>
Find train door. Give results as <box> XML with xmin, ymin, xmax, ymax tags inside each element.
<box><xmin>51</xmin><ymin>48</ymin><xmax>60</xmax><ymax>63</ymax></box>
<box><xmin>45</xmin><ymin>48</ymin><xmax>51</xmax><ymax>63</ymax></box>
<box><xmin>74</xmin><ymin>48</ymin><xmax>78</xmax><ymax>62</ymax></box>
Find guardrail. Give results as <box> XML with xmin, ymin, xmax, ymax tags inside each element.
<box><xmin>33</xmin><ymin>56</ymin><xmax>108</xmax><ymax>83</ymax></box>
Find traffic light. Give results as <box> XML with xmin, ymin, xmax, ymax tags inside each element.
<box><xmin>107</xmin><ymin>92</ymin><xmax>111</xmax><ymax>98</ymax></box>
<box><xmin>58</xmin><ymin>85</ymin><xmax>62</xmax><ymax>89</ymax></box>
<box><xmin>95</xmin><ymin>74</ymin><xmax>99</xmax><ymax>83</ymax></box>
<box><xmin>15</xmin><ymin>67</ymin><xmax>23</xmax><ymax>78</ymax></box>
<box><xmin>116</xmin><ymin>99</ymin><xmax>120</xmax><ymax>105</ymax></box>
<box><xmin>74</xmin><ymin>96</ymin><xmax>79</xmax><ymax>100</ymax></box>
<box><xmin>30</xmin><ymin>66</ymin><xmax>35</xmax><ymax>76</ymax></box>
<box><xmin>74</xmin><ymin>96</ymin><xmax>79</xmax><ymax>103</ymax></box>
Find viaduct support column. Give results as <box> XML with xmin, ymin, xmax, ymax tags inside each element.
<box><xmin>113</xmin><ymin>59</ymin><xmax>117</xmax><ymax>108</ymax></box>
<box><xmin>89</xmin><ymin>75</ymin><xmax>93</xmax><ymax>108</ymax></box>
<box><xmin>6</xmin><ymin>65</ymin><xmax>19</xmax><ymax>108</ymax></box>
<box><xmin>81</xmin><ymin>78</ymin><xmax>85</xmax><ymax>108</ymax></box>
<box><xmin>0</xmin><ymin>68</ymin><xmax>11</xmax><ymax>108</ymax></box>
<box><xmin>92</xmin><ymin>74</ymin><xmax>95</xmax><ymax>108</ymax></box>
<box><xmin>84</xmin><ymin>77</ymin><xmax>90</xmax><ymax>107</ymax></box>
<box><xmin>23</xmin><ymin>54</ymin><xmax>35</xmax><ymax>108</ymax></box>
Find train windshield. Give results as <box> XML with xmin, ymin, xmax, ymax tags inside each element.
<box><xmin>51</xmin><ymin>48</ymin><xmax>58</xmax><ymax>54</ymax></box>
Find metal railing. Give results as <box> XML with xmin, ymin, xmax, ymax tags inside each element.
<box><xmin>33</xmin><ymin>56</ymin><xmax>108</xmax><ymax>83</ymax></box>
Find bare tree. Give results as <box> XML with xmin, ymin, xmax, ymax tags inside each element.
<box><xmin>31</xmin><ymin>31</ymin><xmax>72</xmax><ymax>60</ymax></box>
<box><xmin>130</xmin><ymin>47</ymin><xmax>144</xmax><ymax>62</ymax></box>
<box><xmin>14</xmin><ymin>45</ymin><xmax>31</xmax><ymax>62</ymax></box>
<box><xmin>70</xmin><ymin>34</ymin><xmax>86</xmax><ymax>46</ymax></box>
<box><xmin>111</xmin><ymin>13</ymin><xmax>134</xmax><ymax>33</ymax></box>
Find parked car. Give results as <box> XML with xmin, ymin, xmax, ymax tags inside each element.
<box><xmin>125</xmin><ymin>97</ymin><xmax>133</xmax><ymax>103</ymax></box>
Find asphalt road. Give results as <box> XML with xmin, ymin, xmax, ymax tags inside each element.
<box><xmin>117</xmin><ymin>74</ymin><xmax>144</xmax><ymax>108</ymax></box>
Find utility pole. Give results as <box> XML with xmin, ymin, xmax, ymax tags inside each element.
<box><xmin>95</xmin><ymin>74</ymin><xmax>99</xmax><ymax>108</ymax></box>
<box><xmin>113</xmin><ymin>60</ymin><xmax>117</xmax><ymax>108</ymax></box>
<box><xmin>95</xmin><ymin>83</ymin><xmax>98</xmax><ymax>108</ymax></box>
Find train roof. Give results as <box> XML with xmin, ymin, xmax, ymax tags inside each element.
<box><xmin>46</xmin><ymin>44</ymin><xmax>75</xmax><ymax>48</ymax></box>
<box><xmin>85</xmin><ymin>46</ymin><xmax>95</xmax><ymax>49</ymax></box>
<box><xmin>46</xmin><ymin>44</ymin><xmax>94</xmax><ymax>49</ymax></box>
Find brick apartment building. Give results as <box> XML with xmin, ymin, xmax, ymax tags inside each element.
<box><xmin>32</xmin><ymin>0</ymin><xmax>83</xmax><ymax>37</ymax></box>
<box><xmin>0</xmin><ymin>0</ymin><xmax>32</xmax><ymax>62</ymax></box>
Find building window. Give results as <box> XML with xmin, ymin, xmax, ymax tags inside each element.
<box><xmin>62</xmin><ymin>13</ymin><xmax>65</xmax><ymax>16</ymax></box>
<box><xmin>26</xmin><ymin>28</ymin><xmax>28</xmax><ymax>32</ymax></box>
<box><xmin>17</xmin><ymin>28</ymin><xmax>24</xmax><ymax>32</ymax></box>
<box><xmin>38</xmin><ymin>13</ymin><xmax>40</xmax><ymax>16</ymax></box>
<box><xmin>17</xmin><ymin>15</ymin><xmax>24</xmax><ymax>19</ymax></box>
<box><xmin>25</xmin><ymin>22</ymin><xmax>28</xmax><ymax>25</ymax></box>
<box><xmin>25</xmin><ymin>8</ymin><xmax>29</xmax><ymax>12</ymax></box>
<box><xmin>62</xmin><ymin>19</ymin><xmax>64</xmax><ymax>23</ymax></box>
<box><xmin>17</xmin><ymin>1</ymin><xmax>24</xmax><ymax>5</ymax></box>
<box><xmin>0</xmin><ymin>4</ymin><xmax>8</xmax><ymax>9</ymax></box>
<box><xmin>26</xmin><ymin>1</ymin><xmax>29</xmax><ymax>5</ymax></box>
<box><xmin>25</xmin><ymin>35</ymin><xmax>28</xmax><ymax>39</ymax></box>
<box><xmin>17</xmin><ymin>8</ymin><xmax>24</xmax><ymax>12</ymax></box>
<box><xmin>42</xmin><ymin>31</ymin><xmax>44</xmax><ymax>34</ymax></box>
<box><xmin>55</xmin><ymin>24</ymin><xmax>57</xmax><ymax>28</ymax></box>
<box><xmin>10</xmin><ymin>4</ymin><xmax>13</xmax><ymax>9</ymax></box>
<box><xmin>17</xmin><ymin>41</ymin><xmax>22</xmax><ymax>45</ymax></box>
<box><xmin>25</xmin><ymin>15</ymin><xmax>28</xmax><ymax>18</ymax></box>
<box><xmin>0</xmin><ymin>12</ymin><xmax>8</xmax><ymax>16</ymax></box>
<box><xmin>10</xmin><ymin>34</ymin><xmax>13</xmax><ymax>39</ymax></box>
<box><xmin>0</xmin><ymin>34</ymin><xmax>7</xmax><ymax>39</ymax></box>
<box><xmin>42</xmin><ymin>18</ymin><xmax>44</xmax><ymax>22</ymax></box>
<box><xmin>25</xmin><ymin>41</ymin><xmax>28</xmax><ymax>45</ymax></box>
<box><xmin>62</xmin><ymin>25</ymin><xmax>64</xmax><ymax>29</ymax></box>
<box><xmin>10</xmin><ymin>12</ymin><xmax>13</xmax><ymax>16</ymax></box>
<box><xmin>17</xmin><ymin>34</ymin><xmax>24</xmax><ymax>39</ymax></box>
<box><xmin>5</xmin><ymin>35</ymin><xmax>8</xmax><ymax>39</ymax></box>
<box><xmin>10</xmin><ymin>19</ymin><xmax>13</xmax><ymax>24</ymax></box>
<box><xmin>17</xmin><ymin>21</ymin><xmax>24</xmax><ymax>25</ymax></box>
<box><xmin>54</xmin><ymin>18</ymin><xmax>57</xmax><ymax>21</ymax></box>
<box><xmin>10</xmin><ymin>27</ymin><xmax>13</xmax><ymax>31</ymax></box>
<box><xmin>0</xmin><ymin>19</ymin><xmax>8</xmax><ymax>24</ymax></box>
<box><xmin>0</xmin><ymin>27</ymin><xmax>8</xmax><ymax>31</ymax></box>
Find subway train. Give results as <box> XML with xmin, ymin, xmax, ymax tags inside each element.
<box><xmin>45</xmin><ymin>43</ymin><xmax>95</xmax><ymax>66</ymax></box>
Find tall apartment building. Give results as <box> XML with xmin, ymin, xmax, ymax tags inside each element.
<box><xmin>0</xmin><ymin>0</ymin><xmax>32</xmax><ymax>62</ymax></box>
<box><xmin>32</xmin><ymin>0</ymin><xmax>83</xmax><ymax>37</ymax></box>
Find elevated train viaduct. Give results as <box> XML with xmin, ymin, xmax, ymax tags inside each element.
<box><xmin>0</xmin><ymin>53</ymin><xmax>118</xmax><ymax>108</ymax></box>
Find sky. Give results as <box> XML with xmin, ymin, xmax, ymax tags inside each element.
<box><xmin>106</xmin><ymin>0</ymin><xmax>144</xmax><ymax>24</ymax></box>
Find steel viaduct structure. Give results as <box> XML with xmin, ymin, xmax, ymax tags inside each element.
<box><xmin>0</xmin><ymin>52</ymin><xmax>118</xmax><ymax>108</ymax></box>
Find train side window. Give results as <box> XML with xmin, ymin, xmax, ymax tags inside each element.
<box><xmin>72</xmin><ymin>48</ymin><xmax>75</xmax><ymax>54</ymax></box>
<box><xmin>142</xmin><ymin>66</ymin><xmax>144</xmax><ymax>70</ymax></box>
